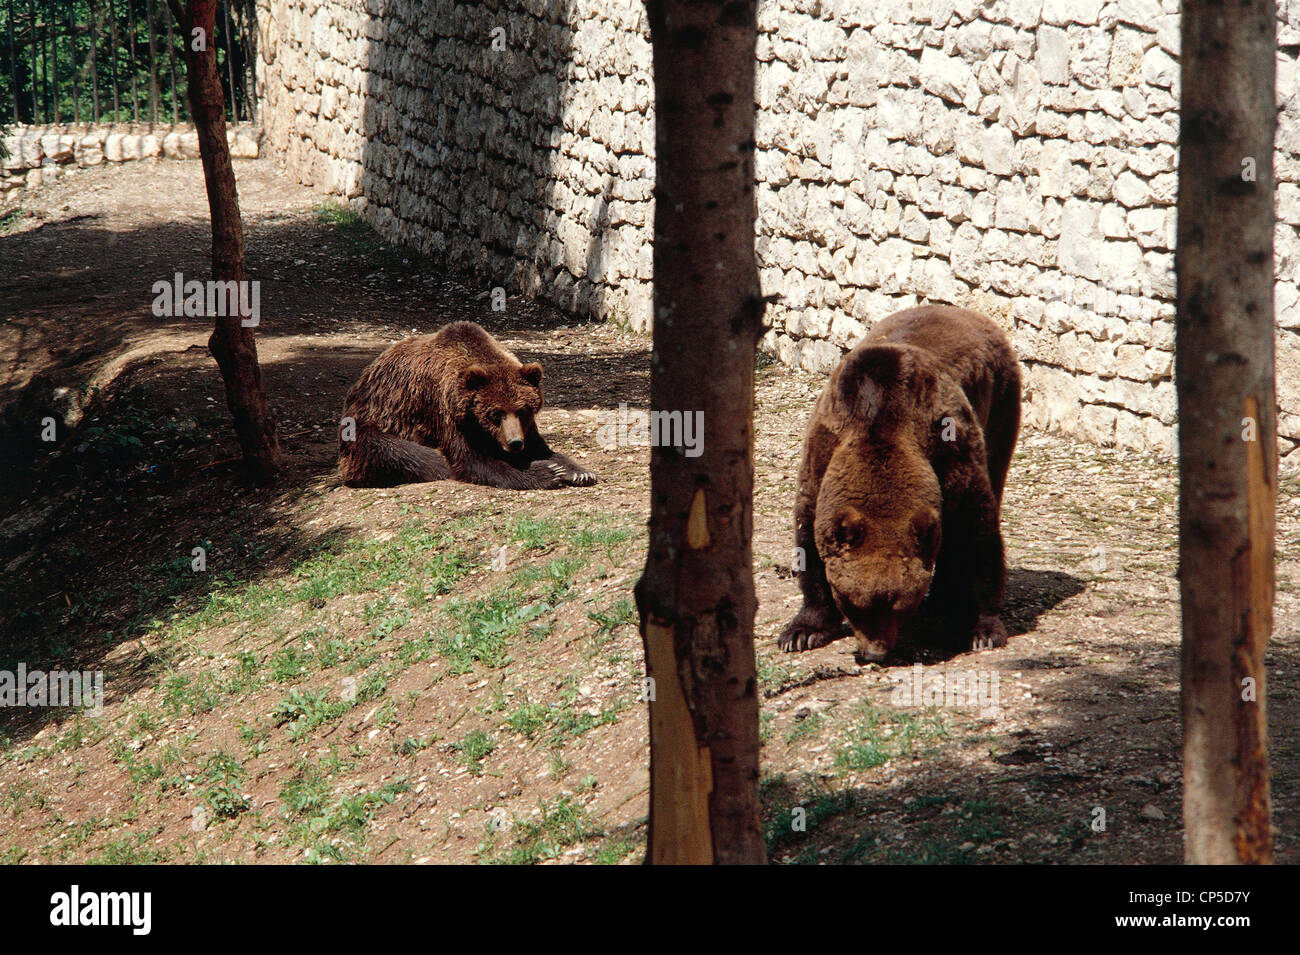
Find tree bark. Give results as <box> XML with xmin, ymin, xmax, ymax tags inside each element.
<box><xmin>172</xmin><ymin>0</ymin><xmax>281</xmax><ymax>484</ymax></box>
<box><xmin>1177</xmin><ymin>0</ymin><xmax>1276</xmax><ymax>865</ymax></box>
<box><xmin>146</xmin><ymin>0</ymin><xmax>159</xmax><ymax>123</ymax></box>
<box><xmin>634</xmin><ymin>0</ymin><xmax>766</xmax><ymax>865</ymax></box>
<box><xmin>126</xmin><ymin>0</ymin><xmax>139</xmax><ymax>122</ymax></box>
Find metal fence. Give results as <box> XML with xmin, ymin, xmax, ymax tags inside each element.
<box><xmin>1</xmin><ymin>0</ymin><xmax>257</xmax><ymax>126</ymax></box>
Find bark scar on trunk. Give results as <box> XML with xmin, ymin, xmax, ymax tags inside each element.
<box><xmin>645</xmin><ymin>620</ymin><xmax>714</xmax><ymax>864</ymax></box>
<box><xmin>687</xmin><ymin>488</ymin><xmax>711</xmax><ymax>549</ymax></box>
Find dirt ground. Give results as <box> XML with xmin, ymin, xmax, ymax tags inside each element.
<box><xmin>1</xmin><ymin>158</ymin><xmax>1296</xmax><ymax>864</ymax></box>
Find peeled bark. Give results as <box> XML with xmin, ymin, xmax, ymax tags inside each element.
<box><xmin>1176</xmin><ymin>0</ymin><xmax>1275</xmax><ymax>864</ymax></box>
<box><xmin>172</xmin><ymin>0</ymin><xmax>280</xmax><ymax>484</ymax></box>
<box><xmin>634</xmin><ymin>0</ymin><xmax>766</xmax><ymax>865</ymax></box>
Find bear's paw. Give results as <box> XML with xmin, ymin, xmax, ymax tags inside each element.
<box><xmin>969</xmin><ymin>614</ymin><xmax>1007</xmax><ymax>651</ymax></box>
<box><xmin>778</xmin><ymin>607</ymin><xmax>848</xmax><ymax>652</ymax></box>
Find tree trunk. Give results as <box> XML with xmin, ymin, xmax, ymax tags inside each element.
<box><xmin>68</xmin><ymin>5</ymin><xmax>78</xmax><ymax>123</ymax></box>
<box><xmin>172</xmin><ymin>0</ymin><xmax>281</xmax><ymax>485</ymax></box>
<box><xmin>108</xmin><ymin>0</ymin><xmax>120</xmax><ymax>120</ymax></box>
<box><xmin>126</xmin><ymin>0</ymin><xmax>139</xmax><ymax>122</ymax></box>
<box><xmin>46</xmin><ymin>0</ymin><xmax>56</xmax><ymax>123</ymax></box>
<box><xmin>1177</xmin><ymin>0</ymin><xmax>1276</xmax><ymax>865</ymax></box>
<box><xmin>634</xmin><ymin>0</ymin><xmax>766</xmax><ymax>865</ymax></box>
<box><xmin>146</xmin><ymin>0</ymin><xmax>159</xmax><ymax>123</ymax></box>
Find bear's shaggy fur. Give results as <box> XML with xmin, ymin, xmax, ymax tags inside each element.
<box><xmin>338</xmin><ymin>321</ymin><xmax>597</xmax><ymax>490</ymax></box>
<box><xmin>778</xmin><ymin>305</ymin><xmax>1020</xmax><ymax>662</ymax></box>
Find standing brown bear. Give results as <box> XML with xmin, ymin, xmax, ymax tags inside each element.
<box><xmin>778</xmin><ymin>305</ymin><xmax>1020</xmax><ymax>663</ymax></box>
<box><xmin>338</xmin><ymin>321</ymin><xmax>597</xmax><ymax>490</ymax></box>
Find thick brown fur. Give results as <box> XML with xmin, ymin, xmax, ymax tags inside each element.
<box><xmin>338</xmin><ymin>321</ymin><xmax>597</xmax><ymax>490</ymax></box>
<box><xmin>778</xmin><ymin>305</ymin><xmax>1021</xmax><ymax>662</ymax></box>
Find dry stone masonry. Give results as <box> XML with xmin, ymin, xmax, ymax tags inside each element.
<box><xmin>1</xmin><ymin>123</ymin><xmax>262</xmax><ymax>195</ymax></box>
<box><xmin>254</xmin><ymin>0</ymin><xmax>1300</xmax><ymax>463</ymax></box>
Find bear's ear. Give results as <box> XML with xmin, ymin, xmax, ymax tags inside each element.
<box><xmin>519</xmin><ymin>362</ymin><xmax>543</xmax><ymax>388</ymax></box>
<box><xmin>462</xmin><ymin>366</ymin><xmax>489</xmax><ymax>391</ymax></box>
<box><xmin>836</xmin><ymin>347</ymin><xmax>901</xmax><ymax>425</ymax></box>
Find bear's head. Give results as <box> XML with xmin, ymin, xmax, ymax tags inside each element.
<box><xmin>814</xmin><ymin>344</ymin><xmax>982</xmax><ymax>662</ymax></box>
<box><xmin>461</xmin><ymin>361</ymin><xmax>545</xmax><ymax>456</ymax></box>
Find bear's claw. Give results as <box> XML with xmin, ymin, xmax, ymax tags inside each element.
<box><xmin>970</xmin><ymin>615</ymin><xmax>1007</xmax><ymax>651</ymax></box>
<box><xmin>565</xmin><ymin>469</ymin><xmax>598</xmax><ymax>487</ymax></box>
<box><xmin>778</xmin><ymin>610</ymin><xmax>848</xmax><ymax>652</ymax></box>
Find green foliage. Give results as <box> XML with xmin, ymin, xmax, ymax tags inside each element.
<box><xmin>0</xmin><ymin>1</ymin><xmax>256</xmax><ymax>125</ymax></box>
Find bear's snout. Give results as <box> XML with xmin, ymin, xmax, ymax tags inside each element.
<box><xmin>827</xmin><ymin>554</ymin><xmax>932</xmax><ymax>660</ymax></box>
<box><xmin>501</xmin><ymin>413</ymin><xmax>527</xmax><ymax>452</ymax></box>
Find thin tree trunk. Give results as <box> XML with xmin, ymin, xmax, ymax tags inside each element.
<box><xmin>27</xmin><ymin>0</ymin><xmax>38</xmax><ymax>122</ymax></box>
<box><xmin>108</xmin><ymin>0</ymin><xmax>120</xmax><ymax>120</ymax></box>
<box><xmin>69</xmin><ymin>4</ymin><xmax>78</xmax><ymax>123</ymax></box>
<box><xmin>634</xmin><ymin>0</ymin><xmax>766</xmax><ymax>865</ymax></box>
<box><xmin>46</xmin><ymin>0</ymin><xmax>56</xmax><ymax>123</ymax></box>
<box><xmin>126</xmin><ymin>0</ymin><xmax>138</xmax><ymax>122</ymax></box>
<box><xmin>145</xmin><ymin>0</ymin><xmax>159</xmax><ymax>124</ymax></box>
<box><xmin>222</xmin><ymin>1</ymin><xmax>237</xmax><ymax>123</ymax></box>
<box><xmin>165</xmin><ymin>3</ymin><xmax>177</xmax><ymax>122</ymax></box>
<box><xmin>1177</xmin><ymin>0</ymin><xmax>1276</xmax><ymax>865</ymax></box>
<box><xmin>169</xmin><ymin>0</ymin><xmax>281</xmax><ymax>484</ymax></box>
<box><xmin>7</xmin><ymin>0</ymin><xmax>16</xmax><ymax>122</ymax></box>
<box><xmin>89</xmin><ymin>0</ymin><xmax>99</xmax><ymax>122</ymax></box>
<box><xmin>239</xmin><ymin>0</ymin><xmax>254</xmax><ymax>122</ymax></box>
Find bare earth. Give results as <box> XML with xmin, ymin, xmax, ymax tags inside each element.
<box><xmin>0</xmin><ymin>158</ymin><xmax>1296</xmax><ymax>864</ymax></box>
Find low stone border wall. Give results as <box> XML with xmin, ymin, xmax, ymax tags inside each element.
<box><xmin>2</xmin><ymin>123</ymin><xmax>263</xmax><ymax>194</ymax></box>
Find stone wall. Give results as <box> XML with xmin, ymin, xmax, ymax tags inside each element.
<box><xmin>1</xmin><ymin>123</ymin><xmax>262</xmax><ymax>197</ymax></box>
<box><xmin>255</xmin><ymin>0</ymin><xmax>1300</xmax><ymax>463</ymax></box>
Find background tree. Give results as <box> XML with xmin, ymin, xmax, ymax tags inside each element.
<box><xmin>634</xmin><ymin>0</ymin><xmax>766</xmax><ymax>865</ymax></box>
<box><xmin>168</xmin><ymin>0</ymin><xmax>280</xmax><ymax>484</ymax></box>
<box><xmin>1176</xmin><ymin>0</ymin><xmax>1276</xmax><ymax>864</ymax></box>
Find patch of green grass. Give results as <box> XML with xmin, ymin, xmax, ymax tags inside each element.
<box><xmin>89</xmin><ymin>828</ymin><xmax>168</xmax><ymax>865</ymax></box>
<box><xmin>269</xmin><ymin>645</ymin><xmax>310</xmax><ymax>683</ymax></box>
<box><xmin>785</xmin><ymin>711</ymin><xmax>826</xmax><ymax>744</ymax></box>
<box><xmin>0</xmin><ymin>207</ymin><xmax>28</xmax><ymax>236</ymax></box>
<box><xmin>201</xmin><ymin>752</ymin><xmax>249</xmax><ymax>819</ymax></box>
<box><xmin>504</xmin><ymin>698</ymin><xmax>549</xmax><ymax>740</ymax></box>
<box><xmin>291</xmin><ymin>520</ymin><xmax>474</xmax><ymax>606</ymax></box>
<box><xmin>500</xmin><ymin>686</ymin><xmax>622</xmax><ymax>749</ymax></box>
<box><xmin>763</xmin><ymin>782</ymin><xmax>857</xmax><ymax>855</ymax></box>
<box><xmin>271</xmin><ymin>687</ymin><xmax>352</xmax><ymax>740</ymax></box>
<box><xmin>160</xmin><ymin>671</ymin><xmax>223</xmax><ymax>717</ymax></box>
<box><xmin>491</xmin><ymin>796</ymin><xmax>603</xmax><ymax>865</ymax></box>
<box><xmin>878</xmin><ymin>799</ymin><xmax>1009</xmax><ymax>864</ymax></box>
<box><xmin>757</xmin><ymin>656</ymin><xmax>796</xmax><ymax>694</ymax></box>
<box><xmin>436</xmin><ymin>590</ymin><xmax>547</xmax><ymax>673</ymax></box>
<box><xmin>453</xmin><ymin>729</ymin><xmax>496</xmax><ymax>774</ymax></box>
<box><xmin>509</xmin><ymin>515</ymin><xmax>563</xmax><ymax>551</ymax></box>
<box><xmin>280</xmin><ymin>764</ymin><xmax>332</xmax><ymax>818</ymax></box>
<box><xmin>587</xmin><ymin>598</ymin><xmax>635</xmax><ymax>641</ymax></box>
<box><xmin>282</xmin><ymin>769</ymin><xmax>411</xmax><ymax>863</ymax></box>
<box><xmin>314</xmin><ymin>200</ymin><xmax>365</xmax><ymax>228</ymax></box>
<box><xmin>833</xmin><ymin>702</ymin><xmax>949</xmax><ymax>774</ymax></box>
<box><xmin>1</xmin><ymin>781</ymin><xmax>47</xmax><ymax>817</ymax></box>
<box><xmin>397</xmin><ymin>632</ymin><xmax>435</xmax><ymax>665</ymax></box>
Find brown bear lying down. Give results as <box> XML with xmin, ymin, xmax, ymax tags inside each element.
<box><xmin>778</xmin><ymin>305</ymin><xmax>1021</xmax><ymax>662</ymax></box>
<box><xmin>338</xmin><ymin>321</ymin><xmax>597</xmax><ymax>490</ymax></box>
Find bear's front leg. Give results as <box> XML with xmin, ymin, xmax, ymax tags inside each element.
<box><xmin>454</xmin><ymin>455</ymin><xmax>569</xmax><ymax>490</ymax></box>
<box><xmin>778</xmin><ymin>504</ymin><xmax>849</xmax><ymax>652</ymax></box>
<box><xmin>931</xmin><ymin>470</ymin><xmax>1007</xmax><ymax>653</ymax></box>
